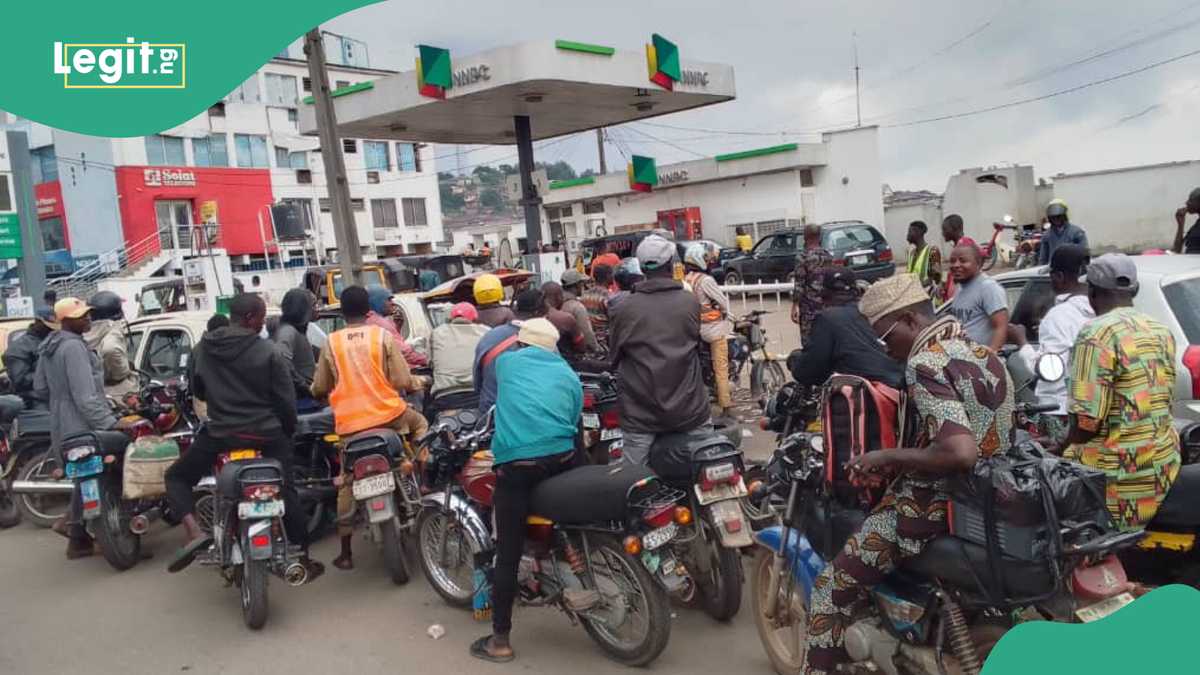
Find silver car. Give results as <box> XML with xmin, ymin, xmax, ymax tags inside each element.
<box><xmin>994</xmin><ymin>255</ymin><xmax>1200</xmax><ymax>454</ymax></box>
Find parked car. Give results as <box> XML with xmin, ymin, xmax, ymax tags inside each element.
<box><xmin>994</xmin><ymin>256</ymin><xmax>1200</xmax><ymax>456</ymax></box>
<box><xmin>720</xmin><ymin>221</ymin><xmax>894</xmax><ymax>286</ymax></box>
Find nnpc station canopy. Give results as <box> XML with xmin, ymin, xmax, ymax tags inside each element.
<box><xmin>299</xmin><ymin>38</ymin><xmax>736</xmax><ymax>244</ymax></box>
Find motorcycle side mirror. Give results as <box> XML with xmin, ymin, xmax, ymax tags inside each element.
<box><xmin>1036</xmin><ymin>353</ymin><xmax>1066</xmax><ymax>383</ymax></box>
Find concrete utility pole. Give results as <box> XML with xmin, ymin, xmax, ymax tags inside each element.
<box><xmin>514</xmin><ymin>115</ymin><xmax>542</xmax><ymax>248</ymax></box>
<box><xmin>6</xmin><ymin>130</ymin><xmax>46</xmax><ymax>305</ymax></box>
<box><xmin>596</xmin><ymin>128</ymin><xmax>607</xmax><ymax>175</ymax></box>
<box><xmin>304</xmin><ymin>28</ymin><xmax>363</xmax><ymax>286</ymax></box>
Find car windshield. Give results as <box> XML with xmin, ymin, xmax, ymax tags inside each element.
<box><xmin>331</xmin><ymin>269</ymin><xmax>386</xmax><ymax>298</ymax></box>
<box><xmin>824</xmin><ymin>225</ymin><xmax>876</xmax><ymax>252</ymax></box>
<box><xmin>1163</xmin><ymin>277</ymin><xmax>1200</xmax><ymax>344</ymax></box>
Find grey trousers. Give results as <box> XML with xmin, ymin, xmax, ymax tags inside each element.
<box><xmin>619</xmin><ymin>422</ymin><xmax>715</xmax><ymax>466</ymax></box>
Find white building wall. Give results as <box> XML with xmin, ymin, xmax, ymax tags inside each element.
<box><xmin>1050</xmin><ymin>160</ymin><xmax>1200</xmax><ymax>252</ymax></box>
<box><xmin>810</xmin><ymin>126</ymin><xmax>885</xmax><ymax>233</ymax></box>
<box><xmin>51</xmin><ymin>131</ymin><xmax>124</xmax><ymax>257</ymax></box>
<box><xmin>883</xmin><ymin>202</ymin><xmax>943</xmax><ymax>264</ymax></box>
<box><xmin>940</xmin><ymin>165</ymin><xmax>1040</xmax><ymax>244</ymax></box>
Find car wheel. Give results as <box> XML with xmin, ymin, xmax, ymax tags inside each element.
<box><xmin>723</xmin><ymin>271</ymin><xmax>742</xmax><ymax>287</ymax></box>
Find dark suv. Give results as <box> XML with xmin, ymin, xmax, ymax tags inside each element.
<box><xmin>720</xmin><ymin>221</ymin><xmax>895</xmax><ymax>285</ymax></box>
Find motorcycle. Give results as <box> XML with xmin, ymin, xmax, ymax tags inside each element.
<box><xmin>979</xmin><ymin>216</ymin><xmax>1018</xmax><ymax>272</ymax></box>
<box><xmin>0</xmin><ymin>396</ymin><xmax>30</xmax><ymax>527</ymax></box>
<box><xmin>7</xmin><ymin>407</ymin><xmax>68</xmax><ymax>529</ymax></box>
<box><xmin>291</xmin><ymin>408</ymin><xmax>340</xmax><ymax>538</ymax></box>
<box><xmin>580</xmin><ymin>372</ymin><xmax>623</xmax><ymax>464</ymax></box>
<box><xmin>701</xmin><ymin>310</ymin><xmax>787</xmax><ymax>402</ymax></box>
<box><xmin>1011</xmin><ymin>224</ymin><xmax>1044</xmax><ymax>270</ymax></box>
<box><xmin>192</xmin><ymin>446</ymin><xmax>309</xmax><ymax>630</ymax></box>
<box><xmin>416</xmin><ymin>408</ymin><xmax>686</xmax><ymax>666</ymax></box>
<box><xmin>338</xmin><ymin>428</ymin><xmax>422</xmax><ymax>584</ymax></box>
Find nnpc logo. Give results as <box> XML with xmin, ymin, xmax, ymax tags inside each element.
<box><xmin>53</xmin><ymin>38</ymin><xmax>185</xmax><ymax>89</ymax></box>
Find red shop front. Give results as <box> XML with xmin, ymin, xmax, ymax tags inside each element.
<box><xmin>114</xmin><ymin>166</ymin><xmax>275</xmax><ymax>256</ymax></box>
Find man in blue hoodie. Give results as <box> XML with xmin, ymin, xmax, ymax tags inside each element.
<box><xmin>470</xmin><ymin>317</ymin><xmax>582</xmax><ymax>664</ymax></box>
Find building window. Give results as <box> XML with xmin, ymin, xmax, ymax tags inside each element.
<box><xmin>559</xmin><ymin>205</ymin><xmax>573</xmax><ymax>217</ymax></box>
<box><xmin>351</xmin><ymin>198</ymin><xmax>365</xmax><ymax>211</ymax></box>
<box><xmin>230</xmin><ymin>74</ymin><xmax>260</xmax><ymax>103</ymax></box>
<box><xmin>287</xmin><ymin>108</ymin><xmax>298</xmax><ymax>124</ymax></box>
<box><xmin>799</xmin><ymin>169</ymin><xmax>814</xmax><ymax>187</ymax></box>
<box><xmin>234</xmin><ymin>134</ymin><xmax>270</xmax><ymax>168</ymax></box>
<box><xmin>583</xmin><ymin>200</ymin><xmax>604</xmax><ymax>214</ymax></box>
<box><xmin>289</xmin><ymin>151</ymin><xmax>308</xmax><ymax>169</ymax></box>
<box><xmin>31</xmin><ymin>146</ymin><xmax>59</xmax><ymax>182</ymax></box>
<box><xmin>275</xmin><ymin>146</ymin><xmax>290</xmax><ymax>168</ymax></box>
<box><xmin>397</xmin><ymin>143</ymin><xmax>418</xmax><ymax>172</ymax></box>
<box><xmin>342</xmin><ymin>139</ymin><xmax>357</xmax><ymax>154</ymax></box>
<box><xmin>40</xmin><ymin>216</ymin><xmax>66</xmax><ymax>251</ymax></box>
<box><xmin>318</xmin><ymin>198</ymin><xmax>332</xmax><ymax>212</ymax></box>
<box><xmin>296</xmin><ymin>169</ymin><xmax>312</xmax><ymax>184</ymax></box>
<box><xmin>302</xmin><ymin>77</ymin><xmax>312</xmax><ymax>92</ymax></box>
<box><xmin>0</xmin><ymin>175</ymin><xmax>11</xmax><ymax>211</ymax></box>
<box><xmin>366</xmin><ymin>171</ymin><xmax>380</xmax><ymax>184</ymax></box>
<box><xmin>336</xmin><ymin>80</ymin><xmax>351</xmax><ymax>89</ymax></box>
<box><xmin>402</xmin><ymin>197</ymin><xmax>428</xmax><ymax>226</ymax></box>
<box><xmin>145</xmin><ymin>135</ymin><xmax>185</xmax><ymax>166</ymax></box>
<box><xmin>263</xmin><ymin>73</ymin><xmax>299</xmax><ymax>107</ymax></box>
<box><xmin>208</xmin><ymin>102</ymin><xmax>226</xmax><ymax>117</ymax></box>
<box><xmin>364</xmin><ymin>141</ymin><xmax>390</xmax><ymax>171</ymax></box>
<box><xmin>371</xmin><ymin>198</ymin><xmax>399</xmax><ymax>228</ymax></box>
<box><xmin>192</xmin><ymin>134</ymin><xmax>229</xmax><ymax>167</ymax></box>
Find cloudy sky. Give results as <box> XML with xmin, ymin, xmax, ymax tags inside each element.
<box><xmin>322</xmin><ymin>0</ymin><xmax>1200</xmax><ymax>193</ymax></box>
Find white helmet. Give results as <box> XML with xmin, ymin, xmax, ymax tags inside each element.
<box><xmin>684</xmin><ymin>242</ymin><xmax>709</xmax><ymax>270</ymax></box>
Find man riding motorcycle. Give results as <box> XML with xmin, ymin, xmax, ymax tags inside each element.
<box><xmin>801</xmin><ymin>273</ymin><xmax>1015</xmax><ymax>675</ymax></box>
<box><xmin>475</xmin><ymin>273</ymin><xmax>516</xmax><ymax>329</ymax></box>
<box><xmin>683</xmin><ymin>242</ymin><xmax>735</xmax><ymax>417</ymax></box>
<box><xmin>85</xmin><ymin>290</ymin><xmax>139</xmax><ymax>398</ymax></box>
<box><xmin>3</xmin><ymin>306</ymin><xmax>56</xmax><ymax>406</ymax></box>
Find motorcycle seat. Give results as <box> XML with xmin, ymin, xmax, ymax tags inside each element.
<box><xmin>295</xmin><ymin>409</ymin><xmax>335</xmax><ymax>437</ymax></box>
<box><xmin>0</xmin><ymin>394</ymin><xmax>24</xmax><ymax>423</ymax></box>
<box><xmin>62</xmin><ymin>430</ymin><xmax>129</xmax><ymax>454</ymax></box>
<box><xmin>901</xmin><ymin>535</ymin><xmax>1056</xmax><ymax>599</ymax></box>
<box><xmin>649</xmin><ymin>432</ymin><xmax>741</xmax><ymax>484</ymax></box>
<box><xmin>531</xmin><ymin>463</ymin><xmax>655</xmax><ymax>525</ymax></box>
<box><xmin>217</xmin><ymin>457</ymin><xmax>285</xmax><ymax>498</ymax></box>
<box><xmin>1148</xmin><ymin>463</ymin><xmax>1200</xmax><ymax>528</ymax></box>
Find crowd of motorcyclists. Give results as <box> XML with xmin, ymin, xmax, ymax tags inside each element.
<box><xmin>1</xmin><ymin>189</ymin><xmax>1197</xmax><ymax>672</ymax></box>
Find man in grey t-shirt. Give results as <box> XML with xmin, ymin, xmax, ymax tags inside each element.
<box><xmin>948</xmin><ymin>243</ymin><xmax>1009</xmax><ymax>352</ymax></box>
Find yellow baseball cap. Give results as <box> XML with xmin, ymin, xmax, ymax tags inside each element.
<box><xmin>54</xmin><ymin>297</ymin><xmax>91</xmax><ymax>322</ymax></box>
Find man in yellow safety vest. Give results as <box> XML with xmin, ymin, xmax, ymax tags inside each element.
<box><xmin>905</xmin><ymin>220</ymin><xmax>942</xmax><ymax>296</ymax></box>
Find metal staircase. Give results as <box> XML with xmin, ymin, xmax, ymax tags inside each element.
<box><xmin>47</xmin><ymin>231</ymin><xmax>170</xmax><ymax>300</ymax></box>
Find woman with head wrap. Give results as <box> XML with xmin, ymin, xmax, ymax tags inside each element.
<box><xmin>366</xmin><ymin>287</ymin><xmax>429</xmax><ymax>367</ymax></box>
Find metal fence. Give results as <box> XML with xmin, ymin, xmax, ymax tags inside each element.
<box><xmin>718</xmin><ymin>281</ymin><xmax>793</xmax><ymax>311</ymax></box>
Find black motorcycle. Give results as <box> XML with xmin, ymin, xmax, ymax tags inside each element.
<box><xmin>700</xmin><ymin>310</ymin><xmax>787</xmax><ymax>403</ymax></box>
<box><xmin>339</xmin><ymin>428</ymin><xmax>421</xmax><ymax>584</ymax></box>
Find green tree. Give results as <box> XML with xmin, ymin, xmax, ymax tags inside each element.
<box><xmin>479</xmin><ymin>188</ymin><xmax>504</xmax><ymax>209</ymax></box>
<box><xmin>439</xmin><ymin>182</ymin><xmax>465</xmax><ymax>211</ymax></box>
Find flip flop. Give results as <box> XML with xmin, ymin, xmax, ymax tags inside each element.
<box><xmin>469</xmin><ymin>636</ymin><xmax>515</xmax><ymax>664</ymax></box>
<box><xmin>167</xmin><ymin>536</ymin><xmax>212</xmax><ymax>573</ymax></box>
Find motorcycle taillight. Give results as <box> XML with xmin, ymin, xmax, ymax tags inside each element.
<box><xmin>582</xmin><ymin>391</ymin><xmax>596</xmax><ymax>409</ymax></box>
<box><xmin>600</xmin><ymin>408</ymin><xmax>620</xmax><ymax>429</ymax></box>
<box><xmin>643</xmin><ymin>504</ymin><xmax>674</xmax><ymax>529</ymax></box>
<box><xmin>242</xmin><ymin>484</ymin><xmax>281</xmax><ymax>501</ymax></box>
<box><xmin>353</xmin><ymin>454</ymin><xmax>391</xmax><ymax>480</ymax></box>
<box><xmin>1072</xmin><ymin>555</ymin><xmax>1131</xmax><ymax>602</ymax></box>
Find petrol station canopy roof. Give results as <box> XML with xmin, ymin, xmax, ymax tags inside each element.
<box><xmin>299</xmin><ymin>40</ymin><xmax>736</xmax><ymax>145</ymax></box>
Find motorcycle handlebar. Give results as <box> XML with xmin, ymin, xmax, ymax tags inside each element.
<box><xmin>1017</xmin><ymin>402</ymin><xmax>1059</xmax><ymax>415</ymax></box>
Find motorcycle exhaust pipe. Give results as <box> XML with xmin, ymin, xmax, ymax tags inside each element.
<box><xmin>129</xmin><ymin>507</ymin><xmax>162</xmax><ymax>535</ymax></box>
<box><xmin>10</xmin><ymin>479</ymin><xmax>75</xmax><ymax>494</ymax></box>
<box><xmin>284</xmin><ymin>562</ymin><xmax>309</xmax><ymax>587</ymax></box>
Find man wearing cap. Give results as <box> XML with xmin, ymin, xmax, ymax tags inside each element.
<box><xmin>1173</xmin><ymin>186</ymin><xmax>1200</xmax><ymax>254</ymax></box>
<box><xmin>33</xmin><ymin>298</ymin><xmax>121</xmax><ymax>559</ymax></box>
<box><xmin>1008</xmin><ymin>245</ymin><xmax>1094</xmax><ymax>446</ymax></box>
<box><xmin>474</xmin><ymin>289</ymin><xmax>546</xmax><ymax>415</ymax></box>
<box><xmin>1066</xmin><ymin>253</ymin><xmax>1179</xmax><ymax>531</ymax></box>
<box><xmin>791</xmin><ymin>224</ymin><xmax>833</xmax><ymax>344</ymax></box>
<box><xmin>470</xmin><ymin>318</ymin><xmax>583</xmax><ymax>664</ymax></box>
<box><xmin>801</xmin><ymin>273</ymin><xmax>1014</xmax><ymax>675</ymax></box>
<box><xmin>609</xmin><ymin>234</ymin><xmax>712</xmax><ymax>466</ymax></box>
<box><xmin>3</xmin><ymin>306</ymin><xmax>57</xmax><ymax>406</ymax></box>
<box><xmin>560</xmin><ymin>270</ymin><xmax>599</xmax><ymax>352</ymax></box>
<box><xmin>428</xmin><ymin>301</ymin><xmax>490</xmax><ymax>415</ymax></box>
<box><xmin>787</xmin><ymin>268</ymin><xmax>904</xmax><ymax>390</ymax></box>
<box><xmin>1038</xmin><ymin>199</ymin><xmax>1088</xmax><ymax>265</ymax></box>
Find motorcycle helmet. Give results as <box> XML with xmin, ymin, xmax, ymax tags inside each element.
<box><xmin>88</xmin><ymin>290</ymin><xmax>124</xmax><ymax>321</ymax></box>
<box><xmin>683</xmin><ymin>242</ymin><xmax>709</xmax><ymax>271</ymax></box>
<box><xmin>1046</xmin><ymin>199</ymin><xmax>1069</xmax><ymax>219</ymax></box>
<box><xmin>613</xmin><ymin>257</ymin><xmax>643</xmax><ymax>290</ymax></box>
<box><xmin>473</xmin><ymin>273</ymin><xmax>503</xmax><ymax>305</ymax></box>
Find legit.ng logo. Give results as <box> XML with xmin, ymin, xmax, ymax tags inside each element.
<box><xmin>53</xmin><ymin>38</ymin><xmax>185</xmax><ymax>89</ymax></box>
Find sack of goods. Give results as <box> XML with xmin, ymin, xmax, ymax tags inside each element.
<box><xmin>122</xmin><ymin>436</ymin><xmax>181</xmax><ymax>500</ymax></box>
<box><xmin>949</xmin><ymin>442</ymin><xmax>1109</xmax><ymax>561</ymax></box>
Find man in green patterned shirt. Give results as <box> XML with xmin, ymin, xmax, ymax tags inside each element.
<box><xmin>1067</xmin><ymin>253</ymin><xmax>1180</xmax><ymax>530</ymax></box>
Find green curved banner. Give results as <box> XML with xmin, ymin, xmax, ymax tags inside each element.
<box><xmin>0</xmin><ymin>0</ymin><xmax>381</xmax><ymax>137</ymax></box>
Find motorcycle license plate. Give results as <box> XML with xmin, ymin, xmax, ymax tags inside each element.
<box><xmin>600</xmin><ymin>428</ymin><xmax>623</xmax><ymax>441</ymax></box>
<box><xmin>352</xmin><ymin>472</ymin><xmax>395</xmax><ymax>500</ymax></box>
<box><xmin>66</xmin><ymin>456</ymin><xmax>103</xmax><ymax>479</ymax></box>
<box><xmin>238</xmin><ymin>500</ymin><xmax>284</xmax><ymax>520</ymax></box>
<box><xmin>582</xmin><ymin>413</ymin><xmax>600</xmax><ymax>429</ymax></box>
<box><xmin>1075</xmin><ymin>592</ymin><xmax>1135</xmax><ymax>623</ymax></box>
<box><xmin>643</xmin><ymin>522</ymin><xmax>677</xmax><ymax>550</ymax></box>
<box><xmin>695</xmin><ymin>478</ymin><xmax>749</xmax><ymax>506</ymax></box>
<box><xmin>80</xmin><ymin>478</ymin><xmax>101</xmax><ymax>519</ymax></box>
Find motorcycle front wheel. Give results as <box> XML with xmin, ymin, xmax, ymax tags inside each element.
<box><xmin>241</xmin><ymin>558</ymin><xmax>269</xmax><ymax>630</ymax></box>
<box><xmin>751</xmin><ymin>360</ymin><xmax>787</xmax><ymax>400</ymax></box>
<box><xmin>94</xmin><ymin>479</ymin><xmax>141</xmax><ymax>571</ymax></box>
<box><xmin>416</xmin><ymin>508</ymin><xmax>474</xmax><ymax>607</ymax></box>
<box><xmin>751</xmin><ymin>548</ymin><xmax>807</xmax><ymax>675</ymax></box>
<box><xmin>0</xmin><ymin>484</ymin><xmax>21</xmax><ymax>528</ymax></box>
<box><xmin>578</xmin><ymin>534</ymin><xmax>671</xmax><ymax>667</ymax></box>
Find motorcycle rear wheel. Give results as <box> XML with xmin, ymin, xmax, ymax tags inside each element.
<box><xmin>416</xmin><ymin>509</ymin><xmax>474</xmax><ymax>607</ymax></box>
<box><xmin>695</xmin><ymin>518</ymin><xmax>743</xmax><ymax>621</ymax></box>
<box><xmin>241</xmin><ymin>558</ymin><xmax>269</xmax><ymax>630</ymax></box>
<box><xmin>982</xmin><ymin>246</ymin><xmax>999</xmax><ymax>271</ymax></box>
<box><xmin>380</xmin><ymin>517</ymin><xmax>410</xmax><ymax>585</ymax></box>
<box><xmin>752</xmin><ymin>548</ymin><xmax>807</xmax><ymax>675</ymax></box>
<box><xmin>579</xmin><ymin>534</ymin><xmax>671</xmax><ymax>667</ymax></box>
<box><xmin>15</xmin><ymin>451</ymin><xmax>68</xmax><ymax>528</ymax></box>
<box><xmin>94</xmin><ymin>480</ymin><xmax>141</xmax><ymax>571</ymax></box>
<box><xmin>751</xmin><ymin>360</ymin><xmax>787</xmax><ymax>400</ymax></box>
<box><xmin>0</xmin><ymin>484</ymin><xmax>21</xmax><ymax>528</ymax></box>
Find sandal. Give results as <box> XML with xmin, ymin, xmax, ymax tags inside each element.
<box><xmin>167</xmin><ymin>536</ymin><xmax>213</xmax><ymax>573</ymax></box>
<box><xmin>332</xmin><ymin>554</ymin><xmax>354</xmax><ymax>571</ymax></box>
<box><xmin>470</xmin><ymin>636</ymin><xmax>515</xmax><ymax>663</ymax></box>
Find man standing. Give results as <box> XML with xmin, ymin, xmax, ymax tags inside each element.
<box><xmin>791</xmin><ymin>223</ymin><xmax>833</xmax><ymax>345</ymax></box>
<box><xmin>165</xmin><ymin>294</ymin><xmax>318</xmax><ymax>576</ymax></box>
<box><xmin>683</xmin><ymin>243</ymin><xmax>735</xmax><ymax>416</ymax></box>
<box><xmin>473</xmin><ymin>289</ymin><xmax>545</xmax><ymax>414</ymax></box>
<box><xmin>735</xmin><ymin>226</ymin><xmax>753</xmax><ymax>253</ymax></box>
<box><xmin>541</xmin><ymin>282</ymin><xmax>585</xmax><ymax>356</ymax></box>
<box><xmin>947</xmin><ymin>243</ymin><xmax>1009</xmax><ymax>353</ymax></box>
<box><xmin>787</xmin><ymin>268</ymin><xmax>904</xmax><ymax>390</ymax></box>
<box><xmin>905</xmin><ymin>220</ymin><xmax>942</xmax><ymax>294</ymax></box>
<box><xmin>941</xmin><ymin>213</ymin><xmax>965</xmax><ymax>248</ymax></box>
<box><xmin>1038</xmin><ymin>199</ymin><xmax>1088</xmax><ymax>265</ymax></box>
<box><xmin>802</xmin><ymin>273</ymin><xmax>1013</xmax><ymax>675</ymax></box>
<box><xmin>311</xmin><ymin>286</ymin><xmax>429</xmax><ymax>570</ymax></box>
<box><xmin>581</xmin><ymin>264</ymin><xmax>614</xmax><ymax>349</ymax></box>
<box><xmin>469</xmin><ymin>318</ymin><xmax>582</xmax><ymax>663</ymax></box>
<box><xmin>609</xmin><ymin>235</ymin><xmax>711</xmax><ymax>465</ymax></box>
<box><xmin>1173</xmin><ymin>187</ymin><xmax>1200</xmax><ymax>254</ymax></box>
<box><xmin>273</xmin><ymin>288</ymin><xmax>318</xmax><ymax>406</ymax></box>
<box><xmin>1066</xmin><ymin>254</ymin><xmax>1179</xmax><ymax>531</ymax></box>
<box><xmin>84</xmin><ymin>290</ymin><xmax>139</xmax><ymax>398</ymax></box>
<box><xmin>4</xmin><ymin>307</ymin><xmax>56</xmax><ymax>406</ymax></box>
<box><xmin>1009</xmin><ymin>245</ymin><xmax>1094</xmax><ymax>446</ymax></box>
<box><xmin>560</xmin><ymin>270</ymin><xmax>600</xmax><ymax>352</ymax></box>
<box><xmin>34</xmin><ymin>298</ymin><xmax>120</xmax><ymax>559</ymax></box>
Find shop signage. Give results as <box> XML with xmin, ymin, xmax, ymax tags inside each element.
<box><xmin>143</xmin><ymin>168</ymin><xmax>196</xmax><ymax>187</ymax></box>
<box><xmin>36</xmin><ymin>196</ymin><xmax>58</xmax><ymax>217</ymax></box>
<box><xmin>452</xmin><ymin>64</ymin><xmax>491</xmax><ymax>87</ymax></box>
<box><xmin>0</xmin><ymin>213</ymin><xmax>23</xmax><ymax>259</ymax></box>
<box><xmin>679</xmin><ymin>70</ymin><xmax>709</xmax><ymax>87</ymax></box>
<box><xmin>53</xmin><ymin>39</ymin><xmax>185</xmax><ymax>89</ymax></box>
<box><xmin>658</xmin><ymin>169</ymin><xmax>689</xmax><ymax>186</ymax></box>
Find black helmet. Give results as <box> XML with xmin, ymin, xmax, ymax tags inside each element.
<box><xmin>88</xmin><ymin>290</ymin><xmax>124</xmax><ymax>321</ymax></box>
